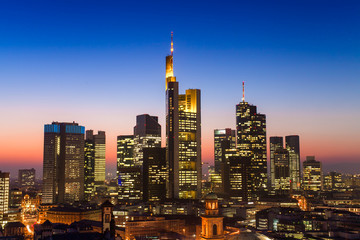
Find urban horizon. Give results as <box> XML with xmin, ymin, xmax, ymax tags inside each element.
<box><xmin>1</xmin><ymin>2</ymin><xmax>360</xmax><ymax>240</ymax></box>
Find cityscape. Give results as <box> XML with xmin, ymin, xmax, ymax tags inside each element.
<box><xmin>0</xmin><ymin>1</ymin><xmax>360</xmax><ymax>240</ymax></box>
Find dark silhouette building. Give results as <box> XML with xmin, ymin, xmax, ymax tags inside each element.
<box><xmin>143</xmin><ymin>147</ymin><xmax>167</xmax><ymax>202</ymax></box>
<box><xmin>133</xmin><ymin>114</ymin><xmax>161</xmax><ymax>166</ymax></box>
<box><xmin>214</xmin><ymin>129</ymin><xmax>236</xmax><ymax>174</ymax></box>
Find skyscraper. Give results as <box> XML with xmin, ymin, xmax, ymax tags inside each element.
<box><xmin>165</xmin><ymin>33</ymin><xmax>201</xmax><ymax>199</ymax></box>
<box><xmin>269</xmin><ymin>136</ymin><xmax>283</xmax><ymax>190</ymax></box>
<box><xmin>303</xmin><ymin>156</ymin><xmax>322</xmax><ymax>193</ymax></box>
<box><xmin>0</xmin><ymin>171</ymin><xmax>9</xmax><ymax>226</ymax></box>
<box><xmin>225</xmin><ymin>149</ymin><xmax>250</xmax><ymax>201</ymax></box>
<box><xmin>270</xmin><ymin>135</ymin><xmax>301</xmax><ymax>193</ymax></box>
<box><xmin>214</xmin><ymin>129</ymin><xmax>236</xmax><ymax>174</ymax></box>
<box><xmin>285</xmin><ymin>135</ymin><xmax>300</xmax><ymax>191</ymax></box>
<box><xmin>18</xmin><ymin>168</ymin><xmax>36</xmax><ymax>188</ymax></box>
<box><xmin>133</xmin><ymin>114</ymin><xmax>161</xmax><ymax>166</ymax></box>
<box><xmin>273</xmin><ymin>148</ymin><xmax>290</xmax><ymax>195</ymax></box>
<box><xmin>117</xmin><ymin>135</ymin><xmax>142</xmax><ymax>201</ymax></box>
<box><xmin>43</xmin><ymin>122</ymin><xmax>85</xmax><ymax>204</ymax></box>
<box><xmin>143</xmin><ymin>147</ymin><xmax>167</xmax><ymax>202</ymax></box>
<box><xmin>178</xmin><ymin>89</ymin><xmax>201</xmax><ymax>199</ymax></box>
<box><xmin>85</xmin><ymin>130</ymin><xmax>106</xmax><ymax>189</ymax></box>
<box><xmin>84</xmin><ymin>136</ymin><xmax>95</xmax><ymax>201</ymax></box>
<box><xmin>236</xmin><ymin>83</ymin><xmax>267</xmax><ymax>201</ymax></box>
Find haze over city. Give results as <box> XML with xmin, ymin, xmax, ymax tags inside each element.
<box><xmin>0</xmin><ymin>0</ymin><xmax>359</xmax><ymax>176</ymax></box>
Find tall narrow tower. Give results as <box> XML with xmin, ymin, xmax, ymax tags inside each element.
<box><xmin>236</xmin><ymin>83</ymin><xmax>267</xmax><ymax>201</ymax></box>
<box><xmin>286</xmin><ymin>135</ymin><xmax>301</xmax><ymax>191</ymax></box>
<box><xmin>166</xmin><ymin>32</ymin><xmax>179</xmax><ymax>199</ymax></box>
<box><xmin>165</xmin><ymin>33</ymin><xmax>202</xmax><ymax>199</ymax></box>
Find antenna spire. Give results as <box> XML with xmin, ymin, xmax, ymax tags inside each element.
<box><xmin>171</xmin><ymin>32</ymin><xmax>174</xmax><ymax>56</ymax></box>
<box><xmin>242</xmin><ymin>81</ymin><xmax>245</xmax><ymax>102</ymax></box>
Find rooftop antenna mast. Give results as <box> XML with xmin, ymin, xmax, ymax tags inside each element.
<box><xmin>171</xmin><ymin>32</ymin><xmax>174</xmax><ymax>56</ymax></box>
<box><xmin>242</xmin><ymin>81</ymin><xmax>245</xmax><ymax>102</ymax></box>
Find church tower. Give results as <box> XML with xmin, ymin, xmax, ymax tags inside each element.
<box><xmin>201</xmin><ymin>193</ymin><xmax>224</xmax><ymax>240</ymax></box>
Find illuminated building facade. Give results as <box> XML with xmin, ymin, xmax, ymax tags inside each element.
<box><xmin>84</xmin><ymin>130</ymin><xmax>106</xmax><ymax>200</ymax></box>
<box><xmin>42</xmin><ymin>122</ymin><xmax>85</xmax><ymax>204</ymax></box>
<box><xmin>273</xmin><ymin>148</ymin><xmax>290</xmax><ymax>194</ymax></box>
<box><xmin>236</xmin><ymin>88</ymin><xmax>267</xmax><ymax>201</ymax></box>
<box><xmin>214</xmin><ymin>129</ymin><xmax>236</xmax><ymax>174</ymax></box>
<box><xmin>223</xmin><ymin>148</ymin><xmax>249</xmax><ymax>201</ymax></box>
<box><xmin>209</xmin><ymin>166</ymin><xmax>222</xmax><ymax>194</ymax></box>
<box><xmin>125</xmin><ymin>217</ymin><xmax>186</xmax><ymax>240</ymax></box>
<box><xmin>18</xmin><ymin>168</ymin><xmax>35</xmax><ymax>188</ymax></box>
<box><xmin>21</xmin><ymin>194</ymin><xmax>40</xmax><ymax>224</ymax></box>
<box><xmin>0</xmin><ymin>171</ymin><xmax>10</xmax><ymax>226</ymax></box>
<box><xmin>143</xmin><ymin>147</ymin><xmax>167</xmax><ymax>201</ymax></box>
<box><xmin>9</xmin><ymin>189</ymin><xmax>22</xmax><ymax>208</ymax></box>
<box><xmin>84</xmin><ymin>135</ymin><xmax>95</xmax><ymax>201</ymax></box>
<box><xmin>133</xmin><ymin>114</ymin><xmax>161</xmax><ymax>166</ymax></box>
<box><xmin>93</xmin><ymin>131</ymin><xmax>106</xmax><ymax>187</ymax></box>
<box><xmin>303</xmin><ymin>156</ymin><xmax>322</xmax><ymax>192</ymax></box>
<box><xmin>165</xmin><ymin>33</ymin><xmax>201</xmax><ymax>199</ymax></box>
<box><xmin>46</xmin><ymin>205</ymin><xmax>101</xmax><ymax>225</ymax></box>
<box><xmin>270</xmin><ymin>136</ymin><xmax>283</xmax><ymax>190</ymax></box>
<box><xmin>117</xmin><ymin>135</ymin><xmax>142</xmax><ymax>201</ymax></box>
<box><xmin>324</xmin><ymin>171</ymin><xmax>344</xmax><ymax>191</ymax></box>
<box><xmin>285</xmin><ymin>135</ymin><xmax>300</xmax><ymax>191</ymax></box>
<box><xmin>178</xmin><ymin>89</ymin><xmax>201</xmax><ymax>199</ymax></box>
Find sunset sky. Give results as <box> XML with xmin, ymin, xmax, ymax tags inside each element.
<box><xmin>0</xmin><ymin>0</ymin><xmax>359</xmax><ymax>177</ymax></box>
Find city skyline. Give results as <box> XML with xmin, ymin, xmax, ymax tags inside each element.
<box><xmin>1</xmin><ymin>1</ymin><xmax>360</xmax><ymax>176</ymax></box>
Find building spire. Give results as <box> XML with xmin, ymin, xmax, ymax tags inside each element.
<box><xmin>171</xmin><ymin>31</ymin><xmax>174</xmax><ymax>56</ymax></box>
<box><xmin>242</xmin><ymin>81</ymin><xmax>245</xmax><ymax>102</ymax></box>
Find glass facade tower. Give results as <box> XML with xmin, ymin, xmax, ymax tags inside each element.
<box><xmin>42</xmin><ymin>122</ymin><xmax>85</xmax><ymax>204</ymax></box>
<box><xmin>236</xmin><ymin>101</ymin><xmax>267</xmax><ymax>201</ymax></box>
<box><xmin>165</xmin><ymin>33</ymin><xmax>201</xmax><ymax>199</ymax></box>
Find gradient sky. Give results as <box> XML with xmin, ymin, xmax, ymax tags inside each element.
<box><xmin>0</xmin><ymin>0</ymin><xmax>359</xmax><ymax>177</ymax></box>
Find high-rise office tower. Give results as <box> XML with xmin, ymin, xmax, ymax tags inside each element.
<box><xmin>43</xmin><ymin>122</ymin><xmax>85</xmax><ymax>204</ymax></box>
<box><xmin>117</xmin><ymin>135</ymin><xmax>142</xmax><ymax>201</ymax></box>
<box><xmin>303</xmin><ymin>156</ymin><xmax>322</xmax><ymax>193</ymax></box>
<box><xmin>285</xmin><ymin>135</ymin><xmax>300</xmax><ymax>191</ymax></box>
<box><xmin>269</xmin><ymin>137</ymin><xmax>283</xmax><ymax>190</ymax></box>
<box><xmin>165</xmin><ymin>33</ymin><xmax>201</xmax><ymax>199</ymax></box>
<box><xmin>273</xmin><ymin>148</ymin><xmax>290</xmax><ymax>195</ymax></box>
<box><xmin>85</xmin><ymin>130</ymin><xmax>106</xmax><ymax>188</ymax></box>
<box><xmin>214</xmin><ymin>129</ymin><xmax>236</xmax><ymax>174</ymax></box>
<box><xmin>0</xmin><ymin>171</ymin><xmax>9</xmax><ymax>226</ymax></box>
<box><xmin>166</xmin><ymin>32</ymin><xmax>179</xmax><ymax>199</ymax></box>
<box><xmin>178</xmin><ymin>89</ymin><xmax>201</xmax><ymax>199</ymax></box>
<box><xmin>270</xmin><ymin>135</ymin><xmax>301</xmax><ymax>193</ymax></box>
<box><xmin>223</xmin><ymin>148</ymin><xmax>250</xmax><ymax>201</ymax></box>
<box><xmin>143</xmin><ymin>147</ymin><xmax>167</xmax><ymax>202</ymax></box>
<box><xmin>236</xmin><ymin>83</ymin><xmax>267</xmax><ymax>201</ymax></box>
<box><xmin>18</xmin><ymin>168</ymin><xmax>36</xmax><ymax>188</ymax></box>
<box><xmin>84</xmin><ymin>132</ymin><xmax>95</xmax><ymax>201</ymax></box>
<box><xmin>133</xmin><ymin>114</ymin><xmax>161</xmax><ymax>166</ymax></box>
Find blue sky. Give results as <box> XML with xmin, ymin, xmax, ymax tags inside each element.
<box><xmin>0</xmin><ymin>0</ymin><xmax>359</xmax><ymax>176</ymax></box>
